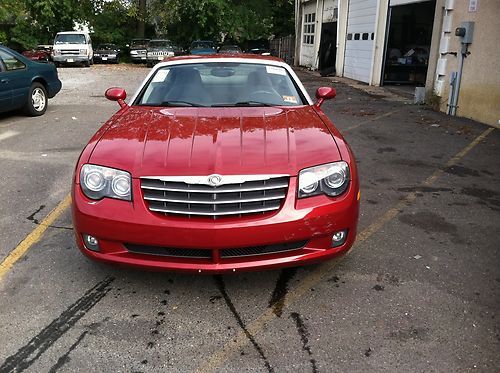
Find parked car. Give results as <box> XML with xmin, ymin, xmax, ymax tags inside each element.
<box><xmin>146</xmin><ymin>39</ymin><xmax>174</xmax><ymax>67</ymax></box>
<box><xmin>71</xmin><ymin>54</ymin><xmax>359</xmax><ymax>273</ymax></box>
<box><xmin>218</xmin><ymin>45</ymin><xmax>242</xmax><ymax>54</ymax></box>
<box><xmin>52</xmin><ymin>31</ymin><xmax>93</xmax><ymax>67</ymax></box>
<box><xmin>22</xmin><ymin>45</ymin><xmax>52</xmax><ymax>62</ymax></box>
<box><xmin>171</xmin><ymin>44</ymin><xmax>185</xmax><ymax>56</ymax></box>
<box><xmin>0</xmin><ymin>45</ymin><xmax>61</xmax><ymax>116</ymax></box>
<box><xmin>94</xmin><ymin>44</ymin><xmax>120</xmax><ymax>64</ymax></box>
<box><xmin>247</xmin><ymin>47</ymin><xmax>271</xmax><ymax>56</ymax></box>
<box><xmin>129</xmin><ymin>38</ymin><xmax>149</xmax><ymax>63</ymax></box>
<box><xmin>189</xmin><ymin>40</ymin><xmax>216</xmax><ymax>55</ymax></box>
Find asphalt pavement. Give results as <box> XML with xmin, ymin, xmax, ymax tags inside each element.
<box><xmin>0</xmin><ymin>64</ymin><xmax>498</xmax><ymax>373</ymax></box>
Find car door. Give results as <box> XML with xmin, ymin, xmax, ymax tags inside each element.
<box><xmin>0</xmin><ymin>49</ymin><xmax>29</xmax><ymax>111</ymax></box>
<box><xmin>0</xmin><ymin>56</ymin><xmax>12</xmax><ymax>112</ymax></box>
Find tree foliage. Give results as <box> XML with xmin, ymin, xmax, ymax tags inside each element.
<box><xmin>0</xmin><ymin>0</ymin><xmax>294</xmax><ymax>50</ymax></box>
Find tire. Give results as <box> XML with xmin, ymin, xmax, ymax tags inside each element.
<box><xmin>90</xmin><ymin>58</ymin><xmax>94</xmax><ymax>66</ymax></box>
<box><xmin>84</xmin><ymin>60</ymin><xmax>90</xmax><ymax>67</ymax></box>
<box><xmin>24</xmin><ymin>83</ymin><xmax>48</xmax><ymax>116</ymax></box>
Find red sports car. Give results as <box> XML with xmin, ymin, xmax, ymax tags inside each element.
<box><xmin>71</xmin><ymin>55</ymin><xmax>359</xmax><ymax>273</ymax></box>
<box><xmin>22</xmin><ymin>45</ymin><xmax>52</xmax><ymax>62</ymax></box>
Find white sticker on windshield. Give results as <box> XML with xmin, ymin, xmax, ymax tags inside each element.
<box><xmin>283</xmin><ymin>95</ymin><xmax>298</xmax><ymax>104</ymax></box>
<box><xmin>266</xmin><ymin>66</ymin><xmax>286</xmax><ymax>76</ymax></box>
<box><xmin>152</xmin><ymin>69</ymin><xmax>169</xmax><ymax>83</ymax></box>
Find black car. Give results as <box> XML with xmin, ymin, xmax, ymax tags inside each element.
<box><xmin>94</xmin><ymin>44</ymin><xmax>120</xmax><ymax>64</ymax></box>
<box><xmin>218</xmin><ymin>45</ymin><xmax>242</xmax><ymax>54</ymax></box>
<box><xmin>0</xmin><ymin>45</ymin><xmax>61</xmax><ymax>116</ymax></box>
<box><xmin>129</xmin><ymin>38</ymin><xmax>149</xmax><ymax>63</ymax></box>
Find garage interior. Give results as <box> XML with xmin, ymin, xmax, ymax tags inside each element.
<box><xmin>383</xmin><ymin>0</ymin><xmax>436</xmax><ymax>86</ymax></box>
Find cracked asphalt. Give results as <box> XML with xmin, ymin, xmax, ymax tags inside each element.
<box><xmin>0</xmin><ymin>64</ymin><xmax>499</xmax><ymax>373</ymax></box>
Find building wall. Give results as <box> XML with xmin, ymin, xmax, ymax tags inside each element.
<box><xmin>296</xmin><ymin>0</ymin><xmax>338</xmax><ymax>69</ymax></box>
<box><xmin>431</xmin><ymin>0</ymin><xmax>499</xmax><ymax>126</ymax></box>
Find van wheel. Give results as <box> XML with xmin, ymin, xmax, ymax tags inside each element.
<box><xmin>24</xmin><ymin>83</ymin><xmax>48</xmax><ymax>116</ymax></box>
<box><xmin>84</xmin><ymin>60</ymin><xmax>90</xmax><ymax>67</ymax></box>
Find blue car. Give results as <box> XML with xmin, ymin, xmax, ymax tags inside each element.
<box><xmin>0</xmin><ymin>45</ymin><xmax>62</xmax><ymax>116</ymax></box>
<box><xmin>189</xmin><ymin>40</ymin><xmax>216</xmax><ymax>55</ymax></box>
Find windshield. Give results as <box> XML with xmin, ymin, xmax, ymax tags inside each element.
<box><xmin>220</xmin><ymin>46</ymin><xmax>242</xmax><ymax>53</ymax></box>
<box><xmin>191</xmin><ymin>41</ymin><xmax>214</xmax><ymax>50</ymax></box>
<box><xmin>97</xmin><ymin>44</ymin><xmax>117</xmax><ymax>50</ymax></box>
<box><xmin>137</xmin><ymin>62</ymin><xmax>305</xmax><ymax>107</ymax></box>
<box><xmin>150</xmin><ymin>40</ymin><xmax>172</xmax><ymax>48</ymax></box>
<box><xmin>55</xmin><ymin>34</ymin><xmax>86</xmax><ymax>44</ymax></box>
<box><xmin>131</xmin><ymin>40</ymin><xmax>149</xmax><ymax>48</ymax></box>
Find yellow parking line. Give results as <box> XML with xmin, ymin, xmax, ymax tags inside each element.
<box><xmin>343</xmin><ymin>109</ymin><xmax>400</xmax><ymax>132</ymax></box>
<box><xmin>195</xmin><ymin>126</ymin><xmax>495</xmax><ymax>373</ymax></box>
<box><xmin>0</xmin><ymin>193</ymin><xmax>72</xmax><ymax>281</ymax></box>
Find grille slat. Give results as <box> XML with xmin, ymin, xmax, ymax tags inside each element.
<box><xmin>141</xmin><ymin>181</ymin><xmax>288</xmax><ymax>193</ymax></box>
<box><xmin>141</xmin><ymin>175</ymin><xmax>289</xmax><ymax>219</ymax></box>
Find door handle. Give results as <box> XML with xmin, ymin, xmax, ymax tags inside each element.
<box><xmin>0</xmin><ymin>78</ymin><xmax>9</xmax><ymax>84</ymax></box>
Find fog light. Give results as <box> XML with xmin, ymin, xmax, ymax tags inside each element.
<box><xmin>83</xmin><ymin>234</ymin><xmax>100</xmax><ymax>251</ymax></box>
<box><xmin>332</xmin><ymin>230</ymin><xmax>347</xmax><ymax>248</ymax></box>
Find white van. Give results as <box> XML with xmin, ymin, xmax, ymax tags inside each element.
<box><xmin>52</xmin><ymin>31</ymin><xmax>93</xmax><ymax>67</ymax></box>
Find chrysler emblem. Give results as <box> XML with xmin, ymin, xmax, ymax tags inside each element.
<box><xmin>207</xmin><ymin>174</ymin><xmax>222</xmax><ymax>187</ymax></box>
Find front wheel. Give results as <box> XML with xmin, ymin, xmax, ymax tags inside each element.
<box><xmin>24</xmin><ymin>83</ymin><xmax>48</xmax><ymax>116</ymax></box>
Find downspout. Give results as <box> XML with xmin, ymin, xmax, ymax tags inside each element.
<box><xmin>448</xmin><ymin>43</ymin><xmax>468</xmax><ymax>116</ymax></box>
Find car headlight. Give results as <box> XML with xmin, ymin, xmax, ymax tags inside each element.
<box><xmin>53</xmin><ymin>49</ymin><xmax>61</xmax><ymax>56</ymax></box>
<box><xmin>130</xmin><ymin>50</ymin><xmax>138</xmax><ymax>55</ymax></box>
<box><xmin>80</xmin><ymin>164</ymin><xmax>132</xmax><ymax>201</ymax></box>
<box><xmin>298</xmin><ymin>161</ymin><xmax>350</xmax><ymax>198</ymax></box>
<box><xmin>79</xmin><ymin>49</ymin><xmax>87</xmax><ymax>54</ymax></box>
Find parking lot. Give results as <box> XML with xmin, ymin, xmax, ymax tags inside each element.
<box><xmin>0</xmin><ymin>64</ymin><xmax>499</xmax><ymax>372</ymax></box>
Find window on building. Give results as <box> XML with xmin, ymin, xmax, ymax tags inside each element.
<box><xmin>303</xmin><ymin>13</ymin><xmax>315</xmax><ymax>45</ymax></box>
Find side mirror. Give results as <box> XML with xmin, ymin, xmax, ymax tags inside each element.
<box><xmin>314</xmin><ymin>86</ymin><xmax>336</xmax><ymax>108</ymax></box>
<box><xmin>105</xmin><ymin>87</ymin><xmax>128</xmax><ymax>108</ymax></box>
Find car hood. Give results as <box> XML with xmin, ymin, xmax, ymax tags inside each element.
<box><xmin>89</xmin><ymin>106</ymin><xmax>341</xmax><ymax>177</ymax></box>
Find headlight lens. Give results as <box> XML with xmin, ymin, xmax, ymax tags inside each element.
<box><xmin>79</xmin><ymin>49</ymin><xmax>87</xmax><ymax>54</ymax></box>
<box><xmin>130</xmin><ymin>50</ymin><xmax>138</xmax><ymax>55</ymax></box>
<box><xmin>298</xmin><ymin>161</ymin><xmax>350</xmax><ymax>198</ymax></box>
<box><xmin>80</xmin><ymin>164</ymin><xmax>132</xmax><ymax>201</ymax></box>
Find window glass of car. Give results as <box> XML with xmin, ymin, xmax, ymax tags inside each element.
<box><xmin>137</xmin><ymin>62</ymin><xmax>305</xmax><ymax>107</ymax></box>
<box><xmin>54</xmin><ymin>34</ymin><xmax>86</xmax><ymax>44</ymax></box>
<box><xmin>191</xmin><ymin>41</ymin><xmax>215</xmax><ymax>50</ymax></box>
<box><xmin>149</xmin><ymin>40</ymin><xmax>172</xmax><ymax>48</ymax></box>
<box><xmin>0</xmin><ymin>50</ymin><xmax>26</xmax><ymax>71</ymax></box>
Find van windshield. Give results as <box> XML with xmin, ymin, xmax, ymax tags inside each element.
<box><xmin>55</xmin><ymin>34</ymin><xmax>86</xmax><ymax>44</ymax></box>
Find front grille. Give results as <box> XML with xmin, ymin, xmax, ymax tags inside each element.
<box><xmin>148</xmin><ymin>51</ymin><xmax>171</xmax><ymax>56</ymax></box>
<box><xmin>61</xmin><ymin>50</ymin><xmax>80</xmax><ymax>55</ymax></box>
<box><xmin>124</xmin><ymin>240</ymin><xmax>307</xmax><ymax>259</ymax></box>
<box><xmin>220</xmin><ymin>240</ymin><xmax>307</xmax><ymax>258</ymax></box>
<box><xmin>141</xmin><ymin>175</ymin><xmax>289</xmax><ymax>219</ymax></box>
<box><xmin>125</xmin><ymin>244</ymin><xmax>211</xmax><ymax>258</ymax></box>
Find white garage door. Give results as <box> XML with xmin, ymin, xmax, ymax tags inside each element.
<box><xmin>344</xmin><ymin>0</ymin><xmax>377</xmax><ymax>83</ymax></box>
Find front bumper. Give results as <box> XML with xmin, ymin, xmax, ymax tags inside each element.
<box><xmin>72</xmin><ymin>177</ymin><xmax>359</xmax><ymax>273</ymax></box>
<box><xmin>130</xmin><ymin>55</ymin><xmax>147</xmax><ymax>62</ymax></box>
<box><xmin>94</xmin><ymin>55</ymin><xmax>118</xmax><ymax>63</ymax></box>
<box><xmin>53</xmin><ymin>56</ymin><xmax>89</xmax><ymax>63</ymax></box>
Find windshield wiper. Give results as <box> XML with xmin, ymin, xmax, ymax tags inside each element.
<box><xmin>160</xmin><ymin>101</ymin><xmax>206</xmax><ymax>107</ymax></box>
<box><xmin>211</xmin><ymin>101</ymin><xmax>275</xmax><ymax>107</ymax></box>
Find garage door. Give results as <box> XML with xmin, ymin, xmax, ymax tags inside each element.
<box><xmin>344</xmin><ymin>0</ymin><xmax>377</xmax><ymax>83</ymax></box>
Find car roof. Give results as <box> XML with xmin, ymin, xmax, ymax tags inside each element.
<box><xmin>56</xmin><ymin>31</ymin><xmax>88</xmax><ymax>35</ymax></box>
<box><xmin>164</xmin><ymin>54</ymin><xmax>282</xmax><ymax>63</ymax></box>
